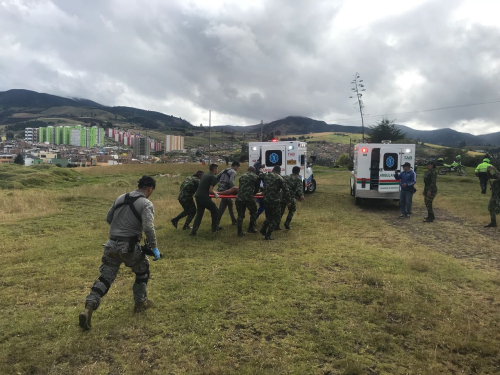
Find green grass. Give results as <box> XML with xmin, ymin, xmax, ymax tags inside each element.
<box><xmin>279</xmin><ymin>132</ymin><xmax>361</xmax><ymax>145</ymax></box>
<box><xmin>1</xmin><ymin>164</ymin><xmax>499</xmax><ymax>374</ymax></box>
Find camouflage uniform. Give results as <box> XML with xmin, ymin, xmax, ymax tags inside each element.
<box><xmin>235</xmin><ymin>171</ymin><xmax>261</xmax><ymax>235</ymax></box>
<box><xmin>423</xmin><ymin>168</ymin><xmax>438</xmax><ymax>220</ymax></box>
<box><xmin>488</xmin><ymin>178</ymin><xmax>500</xmax><ymax>226</ymax></box>
<box><xmin>85</xmin><ymin>190</ymin><xmax>157</xmax><ymax>310</ymax></box>
<box><xmin>280</xmin><ymin>174</ymin><xmax>304</xmax><ymax>228</ymax></box>
<box><xmin>173</xmin><ymin>175</ymin><xmax>200</xmax><ymax>229</ymax></box>
<box><xmin>261</xmin><ymin>172</ymin><xmax>290</xmax><ymax>239</ymax></box>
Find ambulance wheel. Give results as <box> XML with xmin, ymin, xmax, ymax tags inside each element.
<box><xmin>306</xmin><ymin>179</ymin><xmax>316</xmax><ymax>193</ymax></box>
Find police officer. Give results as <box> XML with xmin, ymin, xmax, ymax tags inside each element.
<box><xmin>423</xmin><ymin>160</ymin><xmax>438</xmax><ymax>223</ymax></box>
<box><xmin>235</xmin><ymin>166</ymin><xmax>261</xmax><ymax>237</ymax></box>
<box><xmin>280</xmin><ymin>166</ymin><xmax>305</xmax><ymax>230</ymax></box>
<box><xmin>485</xmin><ymin>165</ymin><xmax>500</xmax><ymax>228</ymax></box>
<box><xmin>259</xmin><ymin>166</ymin><xmax>290</xmax><ymax>240</ymax></box>
<box><xmin>191</xmin><ymin>164</ymin><xmax>220</xmax><ymax>236</ymax></box>
<box><xmin>216</xmin><ymin>161</ymin><xmax>240</xmax><ymax>226</ymax></box>
<box><xmin>171</xmin><ymin>171</ymin><xmax>204</xmax><ymax>230</ymax></box>
<box><xmin>475</xmin><ymin>158</ymin><xmax>493</xmax><ymax>194</ymax></box>
<box><xmin>79</xmin><ymin>176</ymin><xmax>161</xmax><ymax>331</ymax></box>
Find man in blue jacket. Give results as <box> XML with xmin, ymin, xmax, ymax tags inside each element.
<box><xmin>395</xmin><ymin>162</ymin><xmax>417</xmax><ymax>218</ymax></box>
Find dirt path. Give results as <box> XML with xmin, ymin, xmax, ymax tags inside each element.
<box><xmin>361</xmin><ymin>201</ymin><xmax>500</xmax><ymax>271</ymax></box>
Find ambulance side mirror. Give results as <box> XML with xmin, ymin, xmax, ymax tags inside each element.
<box><xmin>348</xmin><ymin>166</ymin><xmax>354</xmax><ymax>171</ymax></box>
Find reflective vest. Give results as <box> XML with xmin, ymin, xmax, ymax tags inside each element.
<box><xmin>475</xmin><ymin>162</ymin><xmax>492</xmax><ymax>173</ymax></box>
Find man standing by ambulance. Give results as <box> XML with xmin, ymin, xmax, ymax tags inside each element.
<box><xmin>79</xmin><ymin>176</ymin><xmax>161</xmax><ymax>331</ymax></box>
<box><xmin>395</xmin><ymin>162</ymin><xmax>417</xmax><ymax>218</ymax></box>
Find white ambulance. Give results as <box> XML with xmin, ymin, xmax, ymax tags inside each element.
<box><xmin>349</xmin><ymin>142</ymin><xmax>416</xmax><ymax>204</ymax></box>
<box><xmin>248</xmin><ymin>140</ymin><xmax>316</xmax><ymax>193</ymax></box>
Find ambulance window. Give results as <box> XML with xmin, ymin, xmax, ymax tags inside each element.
<box><xmin>265</xmin><ymin>150</ymin><xmax>283</xmax><ymax>166</ymax></box>
<box><xmin>383</xmin><ymin>153</ymin><xmax>398</xmax><ymax>171</ymax></box>
<box><xmin>300</xmin><ymin>155</ymin><xmax>305</xmax><ymax>166</ymax></box>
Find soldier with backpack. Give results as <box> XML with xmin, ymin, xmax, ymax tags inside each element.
<box><xmin>79</xmin><ymin>176</ymin><xmax>161</xmax><ymax>331</ymax></box>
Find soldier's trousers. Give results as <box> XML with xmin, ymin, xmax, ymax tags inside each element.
<box><xmin>424</xmin><ymin>190</ymin><xmax>437</xmax><ymax>218</ymax></box>
<box><xmin>478</xmin><ymin>173</ymin><xmax>489</xmax><ymax>194</ymax></box>
<box><xmin>193</xmin><ymin>196</ymin><xmax>219</xmax><ymax>231</ymax></box>
<box><xmin>488</xmin><ymin>197</ymin><xmax>498</xmax><ymax>223</ymax></box>
<box><xmin>263</xmin><ymin>201</ymin><xmax>281</xmax><ymax>232</ymax></box>
<box><xmin>175</xmin><ymin>198</ymin><xmax>196</xmax><ymax>225</ymax></box>
<box><xmin>217</xmin><ymin>198</ymin><xmax>236</xmax><ymax>224</ymax></box>
<box><xmin>86</xmin><ymin>240</ymin><xmax>150</xmax><ymax>309</ymax></box>
<box><xmin>236</xmin><ymin>200</ymin><xmax>257</xmax><ymax>228</ymax></box>
<box><xmin>280</xmin><ymin>199</ymin><xmax>297</xmax><ymax>223</ymax></box>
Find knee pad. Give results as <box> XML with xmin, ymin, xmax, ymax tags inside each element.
<box><xmin>135</xmin><ymin>270</ymin><xmax>150</xmax><ymax>284</ymax></box>
<box><xmin>91</xmin><ymin>276</ymin><xmax>112</xmax><ymax>297</ymax></box>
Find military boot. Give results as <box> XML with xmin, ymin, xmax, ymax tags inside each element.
<box><xmin>264</xmin><ymin>229</ymin><xmax>274</xmax><ymax>240</ymax></box>
<box><xmin>423</xmin><ymin>214</ymin><xmax>434</xmax><ymax>223</ymax></box>
<box><xmin>182</xmin><ymin>222</ymin><xmax>192</xmax><ymax>230</ymax></box>
<box><xmin>248</xmin><ymin>222</ymin><xmax>258</xmax><ymax>233</ymax></box>
<box><xmin>134</xmin><ymin>299</ymin><xmax>153</xmax><ymax>313</ymax></box>
<box><xmin>485</xmin><ymin>221</ymin><xmax>497</xmax><ymax>228</ymax></box>
<box><xmin>171</xmin><ymin>217</ymin><xmax>179</xmax><ymax>229</ymax></box>
<box><xmin>237</xmin><ymin>226</ymin><xmax>245</xmax><ymax>237</ymax></box>
<box><xmin>190</xmin><ymin>227</ymin><xmax>198</xmax><ymax>237</ymax></box>
<box><xmin>79</xmin><ymin>302</ymin><xmax>95</xmax><ymax>331</ymax></box>
<box><xmin>260</xmin><ymin>223</ymin><xmax>268</xmax><ymax>237</ymax></box>
<box><xmin>284</xmin><ymin>220</ymin><xmax>291</xmax><ymax>230</ymax></box>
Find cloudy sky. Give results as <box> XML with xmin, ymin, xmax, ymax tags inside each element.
<box><xmin>1</xmin><ymin>0</ymin><xmax>499</xmax><ymax>134</ymax></box>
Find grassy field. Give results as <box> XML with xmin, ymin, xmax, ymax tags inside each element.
<box><xmin>278</xmin><ymin>132</ymin><xmax>361</xmax><ymax>145</ymax></box>
<box><xmin>1</xmin><ymin>164</ymin><xmax>500</xmax><ymax>374</ymax></box>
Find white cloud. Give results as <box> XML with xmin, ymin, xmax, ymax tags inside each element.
<box><xmin>0</xmin><ymin>0</ymin><xmax>499</xmax><ymax>135</ymax></box>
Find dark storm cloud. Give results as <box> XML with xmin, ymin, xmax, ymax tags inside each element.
<box><xmin>0</xmin><ymin>0</ymin><xmax>498</xmax><ymax>133</ymax></box>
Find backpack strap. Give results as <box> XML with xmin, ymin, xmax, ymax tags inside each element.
<box><xmin>114</xmin><ymin>193</ymin><xmax>143</xmax><ymax>223</ymax></box>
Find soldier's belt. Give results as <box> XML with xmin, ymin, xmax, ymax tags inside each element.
<box><xmin>110</xmin><ymin>236</ymin><xmax>140</xmax><ymax>243</ymax></box>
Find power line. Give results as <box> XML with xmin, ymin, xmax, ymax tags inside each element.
<box><xmin>329</xmin><ymin>99</ymin><xmax>500</xmax><ymax>123</ymax></box>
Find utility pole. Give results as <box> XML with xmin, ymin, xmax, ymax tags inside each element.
<box><xmin>208</xmin><ymin>110</ymin><xmax>211</xmax><ymax>164</ymax></box>
<box><xmin>260</xmin><ymin>120</ymin><xmax>263</xmax><ymax>141</ymax></box>
<box><xmin>350</xmin><ymin>73</ymin><xmax>367</xmax><ymax>142</ymax></box>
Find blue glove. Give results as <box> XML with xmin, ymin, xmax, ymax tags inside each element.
<box><xmin>152</xmin><ymin>248</ymin><xmax>161</xmax><ymax>261</ymax></box>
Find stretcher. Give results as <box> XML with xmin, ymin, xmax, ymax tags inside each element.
<box><xmin>209</xmin><ymin>194</ymin><xmax>263</xmax><ymax>199</ymax></box>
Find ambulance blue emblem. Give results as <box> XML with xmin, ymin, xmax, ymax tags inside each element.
<box><xmin>386</xmin><ymin>156</ymin><xmax>395</xmax><ymax>168</ymax></box>
<box><xmin>269</xmin><ymin>153</ymin><xmax>279</xmax><ymax>164</ymax></box>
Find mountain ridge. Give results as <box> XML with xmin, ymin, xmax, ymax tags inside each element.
<box><xmin>1</xmin><ymin>89</ymin><xmax>499</xmax><ymax>146</ymax></box>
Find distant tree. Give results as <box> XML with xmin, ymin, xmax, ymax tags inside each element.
<box><xmin>14</xmin><ymin>154</ymin><xmax>24</xmax><ymax>165</ymax></box>
<box><xmin>6</xmin><ymin>131</ymin><xmax>14</xmax><ymax>140</ymax></box>
<box><xmin>241</xmin><ymin>143</ymin><xmax>249</xmax><ymax>154</ymax></box>
<box><xmin>458</xmin><ymin>141</ymin><xmax>467</xmax><ymax>148</ymax></box>
<box><xmin>368</xmin><ymin>118</ymin><xmax>405</xmax><ymax>143</ymax></box>
<box><xmin>336</xmin><ymin>153</ymin><xmax>351</xmax><ymax>166</ymax></box>
<box><xmin>275</xmin><ymin>130</ymin><xmax>281</xmax><ymax>136</ymax></box>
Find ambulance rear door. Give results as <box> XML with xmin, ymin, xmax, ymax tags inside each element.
<box><xmin>378</xmin><ymin>147</ymin><xmax>402</xmax><ymax>192</ymax></box>
<box><xmin>261</xmin><ymin>144</ymin><xmax>286</xmax><ymax>174</ymax></box>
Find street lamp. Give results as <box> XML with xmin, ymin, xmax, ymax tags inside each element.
<box><xmin>350</xmin><ymin>72</ymin><xmax>367</xmax><ymax>142</ymax></box>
